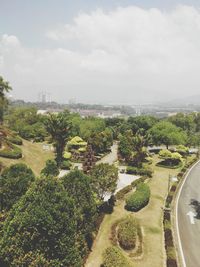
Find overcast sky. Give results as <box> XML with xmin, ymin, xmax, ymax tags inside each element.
<box><xmin>1</xmin><ymin>1</ymin><xmax>200</xmax><ymax>104</ymax></box>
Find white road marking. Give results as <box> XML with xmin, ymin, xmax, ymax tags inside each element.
<box><xmin>176</xmin><ymin>159</ymin><xmax>200</xmax><ymax>267</ymax></box>
<box><xmin>187</xmin><ymin>211</ymin><xmax>196</xmax><ymax>225</ymax></box>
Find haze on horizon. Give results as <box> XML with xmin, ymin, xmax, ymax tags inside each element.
<box><xmin>0</xmin><ymin>0</ymin><xmax>200</xmax><ymax>105</ymax></box>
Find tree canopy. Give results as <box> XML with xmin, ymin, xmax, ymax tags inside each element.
<box><xmin>0</xmin><ymin>76</ymin><xmax>12</xmax><ymax>123</ymax></box>
<box><xmin>0</xmin><ymin>176</ymin><xmax>82</xmax><ymax>267</ymax></box>
<box><xmin>41</xmin><ymin>159</ymin><xmax>59</xmax><ymax>177</ymax></box>
<box><xmin>0</xmin><ymin>163</ymin><xmax>35</xmax><ymax>211</ymax></box>
<box><xmin>149</xmin><ymin>121</ymin><xmax>187</xmax><ymax>148</ymax></box>
<box><xmin>91</xmin><ymin>163</ymin><xmax>118</xmax><ymax>202</ymax></box>
<box><xmin>44</xmin><ymin>111</ymin><xmax>71</xmax><ymax>165</ymax></box>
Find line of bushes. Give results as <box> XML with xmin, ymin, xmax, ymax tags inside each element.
<box><xmin>125</xmin><ymin>183</ymin><xmax>150</xmax><ymax>212</ymax></box>
<box><xmin>156</xmin><ymin>161</ymin><xmax>182</xmax><ymax>169</ymax></box>
<box><xmin>7</xmin><ymin>135</ymin><xmax>23</xmax><ymax>145</ymax></box>
<box><xmin>0</xmin><ymin>145</ymin><xmax>22</xmax><ymax>159</ymax></box>
<box><xmin>126</xmin><ymin>166</ymin><xmax>153</xmax><ymax>177</ymax></box>
<box><xmin>163</xmin><ymin>210</ymin><xmax>178</xmax><ymax>267</ymax></box>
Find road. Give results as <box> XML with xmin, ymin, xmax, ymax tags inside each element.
<box><xmin>177</xmin><ymin>160</ymin><xmax>200</xmax><ymax>267</ymax></box>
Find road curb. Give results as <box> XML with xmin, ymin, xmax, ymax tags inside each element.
<box><xmin>175</xmin><ymin>159</ymin><xmax>200</xmax><ymax>267</ymax></box>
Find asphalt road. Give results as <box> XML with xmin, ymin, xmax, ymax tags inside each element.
<box><xmin>177</xmin><ymin>160</ymin><xmax>200</xmax><ymax>267</ymax></box>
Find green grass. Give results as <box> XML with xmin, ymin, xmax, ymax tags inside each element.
<box><xmin>85</xmin><ymin>154</ymin><xmax>181</xmax><ymax>267</ymax></box>
<box><xmin>0</xmin><ymin>139</ymin><xmax>54</xmax><ymax>176</ymax></box>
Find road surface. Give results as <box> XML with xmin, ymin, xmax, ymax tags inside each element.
<box><xmin>177</xmin><ymin>160</ymin><xmax>200</xmax><ymax>267</ymax></box>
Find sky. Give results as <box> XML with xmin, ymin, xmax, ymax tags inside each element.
<box><xmin>1</xmin><ymin>0</ymin><xmax>200</xmax><ymax>104</ymax></box>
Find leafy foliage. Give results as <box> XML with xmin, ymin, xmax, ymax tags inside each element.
<box><xmin>0</xmin><ymin>177</ymin><xmax>82</xmax><ymax>267</ymax></box>
<box><xmin>89</xmin><ymin>128</ymin><xmax>113</xmax><ymax>154</ymax></box>
<box><xmin>5</xmin><ymin>107</ymin><xmax>47</xmax><ymax>141</ymax></box>
<box><xmin>117</xmin><ymin>216</ymin><xmax>137</xmax><ymax>250</ymax></box>
<box><xmin>0</xmin><ymin>144</ymin><xmax>22</xmax><ymax>159</ymax></box>
<box><xmin>125</xmin><ymin>183</ymin><xmax>150</xmax><ymax>212</ymax></box>
<box><xmin>102</xmin><ymin>246</ymin><xmax>131</xmax><ymax>267</ymax></box>
<box><xmin>126</xmin><ymin>166</ymin><xmax>153</xmax><ymax>177</ymax></box>
<box><xmin>62</xmin><ymin>170</ymin><xmax>97</xmax><ymax>254</ymax></box>
<box><xmin>41</xmin><ymin>159</ymin><xmax>59</xmax><ymax>177</ymax></box>
<box><xmin>149</xmin><ymin>121</ymin><xmax>187</xmax><ymax>148</ymax></box>
<box><xmin>0</xmin><ymin>163</ymin><xmax>35</xmax><ymax>211</ymax></box>
<box><xmin>91</xmin><ymin>163</ymin><xmax>118</xmax><ymax>202</ymax></box>
<box><xmin>0</xmin><ymin>76</ymin><xmax>12</xmax><ymax>123</ymax></box>
<box><xmin>44</xmin><ymin>111</ymin><xmax>71</xmax><ymax>165</ymax></box>
<box><xmin>158</xmin><ymin>149</ymin><xmax>183</xmax><ymax>167</ymax></box>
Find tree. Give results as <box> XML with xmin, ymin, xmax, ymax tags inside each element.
<box><xmin>0</xmin><ymin>163</ymin><xmax>35</xmax><ymax>211</ymax></box>
<box><xmin>149</xmin><ymin>121</ymin><xmax>187</xmax><ymax>149</ymax></box>
<box><xmin>0</xmin><ymin>177</ymin><xmax>82</xmax><ymax>267</ymax></box>
<box><xmin>62</xmin><ymin>170</ymin><xmax>97</xmax><ymax>252</ymax></box>
<box><xmin>0</xmin><ymin>76</ymin><xmax>12</xmax><ymax>123</ymax></box>
<box><xmin>128</xmin><ymin>115</ymin><xmax>158</xmax><ymax>133</ymax></box>
<box><xmin>131</xmin><ymin>132</ymin><xmax>150</xmax><ymax>167</ymax></box>
<box><xmin>89</xmin><ymin>128</ymin><xmax>113</xmax><ymax>154</ymax></box>
<box><xmin>41</xmin><ymin>159</ymin><xmax>59</xmax><ymax>177</ymax></box>
<box><xmin>118</xmin><ymin>130</ymin><xmax>133</xmax><ymax>161</ymax></box>
<box><xmin>44</xmin><ymin>112</ymin><xmax>71</xmax><ymax>166</ymax></box>
<box><xmin>5</xmin><ymin>107</ymin><xmax>47</xmax><ymax>141</ymax></box>
<box><xmin>91</xmin><ymin>163</ymin><xmax>118</xmax><ymax>202</ymax></box>
<box><xmin>168</xmin><ymin>113</ymin><xmax>195</xmax><ymax>133</ymax></box>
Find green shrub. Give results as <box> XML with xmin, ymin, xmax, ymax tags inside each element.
<box><xmin>117</xmin><ymin>217</ymin><xmax>137</xmax><ymax>250</ymax></box>
<box><xmin>126</xmin><ymin>166</ymin><xmax>153</xmax><ymax>177</ymax></box>
<box><xmin>41</xmin><ymin>159</ymin><xmax>59</xmax><ymax>177</ymax></box>
<box><xmin>60</xmin><ymin>160</ymin><xmax>72</xmax><ymax>170</ymax></box>
<box><xmin>0</xmin><ymin>145</ymin><xmax>22</xmax><ymax>159</ymax></box>
<box><xmin>7</xmin><ymin>135</ymin><xmax>23</xmax><ymax>145</ymax></box>
<box><xmin>0</xmin><ymin>163</ymin><xmax>35</xmax><ymax>211</ymax></box>
<box><xmin>102</xmin><ymin>246</ymin><xmax>131</xmax><ymax>267</ymax></box>
<box><xmin>125</xmin><ymin>183</ymin><xmax>150</xmax><ymax>212</ymax></box>
<box><xmin>115</xmin><ymin>185</ymin><xmax>132</xmax><ymax>200</ymax></box>
<box><xmin>166</xmin><ymin>246</ymin><xmax>176</xmax><ymax>260</ymax></box>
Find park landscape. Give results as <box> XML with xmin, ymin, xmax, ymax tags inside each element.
<box><xmin>0</xmin><ymin>76</ymin><xmax>199</xmax><ymax>266</ymax></box>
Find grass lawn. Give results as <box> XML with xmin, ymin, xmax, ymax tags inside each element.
<box><xmin>85</xmin><ymin>155</ymin><xmax>181</xmax><ymax>267</ymax></box>
<box><xmin>0</xmin><ymin>139</ymin><xmax>54</xmax><ymax>176</ymax></box>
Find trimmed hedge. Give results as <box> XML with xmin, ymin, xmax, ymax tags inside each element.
<box><xmin>125</xmin><ymin>183</ymin><xmax>150</xmax><ymax>212</ymax></box>
<box><xmin>0</xmin><ymin>145</ymin><xmax>22</xmax><ymax>159</ymax></box>
<box><xmin>115</xmin><ymin>176</ymin><xmax>149</xmax><ymax>200</ymax></box>
<box><xmin>7</xmin><ymin>135</ymin><xmax>23</xmax><ymax>145</ymax></box>
<box><xmin>102</xmin><ymin>246</ymin><xmax>131</xmax><ymax>267</ymax></box>
<box><xmin>156</xmin><ymin>161</ymin><xmax>182</xmax><ymax>169</ymax></box>
<box><xmin>117</xmin><ymin>217</ymin><xmax>137</xmax><ymax>250</ymax></box>
<box><xmin>126</xmin><ymin>166</ymin><xmax>153</xmax><ymax>177</ymax></box>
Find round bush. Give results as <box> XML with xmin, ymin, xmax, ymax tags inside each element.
<box><xmin>117</xmin><ymin>217</ymin><xmax>137</xmax><ymax>250</ymax></box>
<box><xmin>125</xmin><ymin>183</ymin><xmax>150</xmax><ymax>212</ymax></box>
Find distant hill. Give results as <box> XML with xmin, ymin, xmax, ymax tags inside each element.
<box><xmin>163</xmin><ymin>94</ymin><xmax>200</xmax><ymax>107</ymax></box>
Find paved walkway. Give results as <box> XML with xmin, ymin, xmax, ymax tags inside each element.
<box><xmin>97</xmin><ymin>142</ymin><xmax>118</xmax><ymax>165</ymax></box>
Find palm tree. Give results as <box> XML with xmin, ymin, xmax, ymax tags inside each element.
<box><xmin>44</xmin><ymin>112</ymin><xmax>71</xmax><ymax>166</ymax></box>
<box><xmin>0</xmin><ymin>76</ymin><xmax>12</xmax><ymax>123</ymax></box>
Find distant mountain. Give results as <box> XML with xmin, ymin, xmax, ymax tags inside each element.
<box><xmin>162</xmin><ymin>94</ymin><xmax>200</xmax><ymax>107</ymax></box>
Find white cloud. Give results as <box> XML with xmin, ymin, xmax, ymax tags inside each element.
<box><xmin>2</xmin><ymin>5</ymin><xmax>200</xmax><ymax>103</ymax></box>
